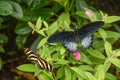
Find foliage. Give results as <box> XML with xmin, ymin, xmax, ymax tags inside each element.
<box><xmin>0</xmin><ymin>0</ymin><xmax>120</xmax><ymax>80</ymax></box>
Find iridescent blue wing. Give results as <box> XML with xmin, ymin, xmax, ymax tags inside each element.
<box><xmin>78</xmin><ymin>21</ymin><xmax>104</xmax><ymax>48</ymax></box>
<box><xmin>48</xmin><ymin>31</ymin><xmax>75</xmax><ymax>43</ymax></box>
<box><xmin>48</xmin><ymin>31</ymin><xmax>78</xmax><ymax>52</ymax></box>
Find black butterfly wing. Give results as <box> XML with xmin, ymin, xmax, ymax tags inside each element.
<box><xmin>48</xmin><ymin>31</ymin><xmax>78</xmax><ymax>52</ymax></box>
<box><xmin>78</xmin><ymin>21</ymin><xmax>104</xmax><ymax>48</ymax></box>
<box><xmin>48</xmin><ymin>31</ymin><xmax>75</xmax><ymax>43</ymax></box>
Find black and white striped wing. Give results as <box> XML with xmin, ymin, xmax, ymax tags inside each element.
<box><xmin>78</xmin><ymin>21</ymin><xmax>104</xmax><ymax>48</ymax></box>
<box><xmin>24</xmin><ymin>48</ymin><xmax>54</xmax><ymax>73</ymax></box>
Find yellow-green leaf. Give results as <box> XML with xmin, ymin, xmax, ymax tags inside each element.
<box><xmin>95</xmin><ymin>65</ymin><xmax>105</xmax><ymax>80</ymax></box>
<box><xmin>110</xmin><ymin>58</ymin><xmax>120</xmax><ymax>68</ymax></box>
<box><xmin>36</xmin><ymin>17</ymin><xmax>42</xmax><ymax>30</ymax></box>
<box><xmin>104</xmin><ymin>41</ymin><xmax>112</xmax><ymax>57</ymax></box>
<box><xmin>85</xmin><ymin>72</ymin><xmax>97</xmax><ymax>80</ymax></box>
<box><xmin>98</xmin><ymin>28</ymin><xmax>106</xmax><ymax>41</ymax></box>
<box><xmin>47</xmin><ymin>21</ymin><xmax>58</xmax><ymax>35</ymax></box>
<box><xmin>37</xmin><ymin>38</ymin><xmax>47</xmax><ymax>48</ymax></box>
<box><xmin>105</xmin><ymin>16</ymin><xmax>120</xmax><ymax>23</ymax></box>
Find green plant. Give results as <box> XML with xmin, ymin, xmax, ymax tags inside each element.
<box><xmin>1</xmin><ymin>0</ymin><xmax>120</xmax><ymax>80</ymax></box>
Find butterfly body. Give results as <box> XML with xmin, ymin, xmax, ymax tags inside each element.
<box><xmin>48</xmin><ymin>21</ymin><xmax>104</xmax><ymax>53</ymax></box>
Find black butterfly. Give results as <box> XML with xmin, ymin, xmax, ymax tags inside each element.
<box><xmin>47</xmin><ymin>21</ymin><xmax>104</xmax><ymax>53</ymax></box>
<box><xmin>24</xmin><ymin>48</ymin><xmax>55</xmax><ymax>73</ymax></box>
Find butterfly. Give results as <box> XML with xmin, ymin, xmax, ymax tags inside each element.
<box><xmin>24</xmin><ymin>48</ymin><xmax>55</xmax><ymax>73</ymax></box>
<box><xmin>47</xmin><ymin>21</ymin><xmax>104</xmax><ymax>53</ymax></box>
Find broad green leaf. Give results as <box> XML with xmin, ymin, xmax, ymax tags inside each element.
<box><xmin>104</xmin><ymin>41</ymin><xmax>112</xmax><ymax>57</ymax></box>
<box><xmin>56</xmin><ymin>60</ymin><xmax>69</xmax><ymax>65</ymax></box>
<box><xmin>58</xmin><ymin>12</ymin><xmax>70</xmax><ymax>29</ymax></box>
<box><xmin>56</xmin><ymin>67</ymin><xmax>65</xmax><ymax>79</ymax></box>
<box><xmin>110</xmin><ymin>58</ymin><xmax>120</xmax><ymax>68</ymax></box>
<box><xmin>8</xmin><ymin>1</ymin><xmax>23</xmax><ymax>19</ymax></box>
<box><xmin>87</xmin><ymin>48</ymin><xmax>105</xmax><ymax>59</ymax></box>
<box><xmin>17</xmin><ymin>64</ymin><xmax>38</xmax><ymax>72</ymax></box>
<box><xmin>106</xmin><ymin>31</ymin><xmax>120</xmax><ymax>38</ymax></box>
<box><xmin>95</xmin><ymin>65</ymin><xmax>105</xmax><ymax>80</ymax></box>
<box><xmin>16</xmin><ymin>35</ymin><xmax>27</xmax><ymax>49</ymax></box>
<box><xmin>65</xmin><ymin>67</ymin><xmax>71</xmax><ymax>80</ymax></box>
<box><xmin>71</xmin><ymin>67</ymin><xmax>87</xmax><ymax>79</ymax></box>
<box><xmin>0</xmin><ymin>34</ymin><xmax>8</xmax><ymax>44</ymax></box>
<box><xmin>85</xmin><ymin>72</ymin><xmax>97</xmax><ymax>80</ymax></box>
<box><xmin>80</xmin><ymin>52</ymin><xmax>92</xmax><ymax>65</ymax></box>
<box><xmin>0</xmin><ymin>1</ymin><xmax>14</xmax><ymax>15</ymax></box>
<box><xmin>47</xmin><ymin>21</ymin><xmax>58</xmax><ymax>35</ymax></box>
<box><xmin>60</xmin><ymin>47</ymin><xmax>66</xmax><ymax>55</ymax></box>
<box><xmin>115</xmin><ymin>50</ymin><xmax>120</xmax><ymax>57</ymax></box>
<box><xmin>103</xmin><ymin>62</ymin><xmax>111</xmax><ymax>72</ymax></box>
<box><xmin>77</xmin><ymin>11</ymin><xmax>88</xmax><ymax>19</ymax></box>
<box><xmin>43</xmin><ymin>70</ymin><xmax>54</xmax><ymax>80</ymax></box>
<box><xmin>78</xmin><ymin>65</ymin><xmax>94</xmax><ymax>71</ymax></box>
<box><xmin>38</xmin><ymin>29</ymin><xmax>47</xmax><ymax>37</ymax></box>
<box><xmin>15</xmin><ymin>23</ymin><xmax>32</xmax><ymax>34</ymax></box>
<box><xmin>31</xmin><ymin>0</ymin><xmax>50</xmax><ymax>10</ymax></box>
<box><xmin>36</xmin><ymin>17</ymin><xmax>42</xmax><ymax>30</ymax></box>
<box><xmin>0</xmin><ymin>57</ymin><xmax>2</xmax><ymax>70</ymax></box>
<box><xmin>105</xmin><ymin>16</ymin><xmax>120</xmax><ymax>23</ymax></box>
<box><xmin>105</xmin><ymin>73</ymin><xmax>117</xmax><ymax>80</ymax></box>
<box><xmin>37</xmin><ymin>38</ymin><xmax>47</xmax><ymax>48</ymax></box>
<box><xmin>30</xmin><ymin>36</ymin><xmax>42</xmax><ymax>52</ymax></box>
<box><xmin>38</xmin><ymin>72</ymin><xmax>52</xmax><ymax>80</ymax></box>
<box><xmin>43</xmin><ymin>21</ymin><xmax>49</xmax><ymax>29</ymax></box>
<box><xmin>0</xmin><ymin>46</ymin><xmax>5</xmax><ymax>53</ymax></box>
<box><xmin>98</xmin><ymin>28</ymin><xmax>106</xmax><ymax>41</ymax></box>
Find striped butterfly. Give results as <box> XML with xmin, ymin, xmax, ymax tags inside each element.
<box><xmin>24</xmin><ymin>48</ymin><xmax>55</xmax><ymax>73</ymax></box>
<box><xmin>48</xmin><ymin>21</ymin><xmax>104</xmax><ymax>53</ymax></box>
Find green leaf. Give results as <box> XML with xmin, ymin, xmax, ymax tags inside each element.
<box><xmin>0</xmin><ymin>33</ymin><xmax>8</xmax><ymax>44</ymax></box>
<box><xmin>16</xmin><ymin>35</ymin><xmax>27</xmax><ymax>49</ymax></box>
<box><xmin>42</xmin><ymin>71</ymin><xmax>54</xmax><ymax>80</ymax></box>
<box><xmin>85</xmin><ymin>72</ymin><xmax>97</xmax><ymax>80</ymax></box>
<box><xmin>103</xmin><ymin>62</ymin><xmax>111</xmax><ymax>72</ymax></box>
<box><xmin>58</xmin><ymin>12</ymin><xmax>70</xmax><ymax>29</ymax></box>
<box><xmin>71</xmin><ymin>67</ymin><xmax>87</xmax><ymax>79</ymax></box>
<box><xmin>77</xmin><ymin>11</ymin><xmax>88</xmax><ymax>19</ymax></box>
<box><xmin>106</xmin><ymin>31</ymin><xmax>120</xmax><ymax>38</ymax></box>
<box><xmin>87</xmin><ymin>48</ymin><xmax>105</xmax><ymax>59</ymax></box>
<box><xmin>36</xmin><ymin>17</ymin><xmax>42</xmax><ymax>30</ymax></box>
<box><xmin>105</xmin><ymin>73</ymin><xmax>117</xmax><ymax>80</ymax></box>
<box><xmin>56</xmin><ymin>67</ymin><xmax>65</xmax><ymax>79</ymax></box>
<box><xmin>8</xmin><ymin>1</ymin><xmax>23</xmax><ymax>19</ymax></box>
<box><xmin>110</xmin><ymin>58</ymin><xmax>120</xmax><ymax>68</ymax></box>
<box><xmin>17</xmin><ymin>64</ymin><xmax>38</xmax><ymax>72</ymax></box>
<box><xmin>37</xmin><ymin>38</ymin><xmax>47</xmax><ymax>48</ymax></box>
<box><xmin>0</xmin><ymin>1</ymin><xmax>14</xmax><ymax>15</ymax></box>
<box><xmin>15</xmin><ymin>23</ymin><xmax>32</xmax><ymax>35</ymax></box>
<box><xmin>105</xmin><ymin>16</ymin><xmax>120</xmax><ymax>23</ymax></box>
<box><xmin>38</xmin><ymin>71</ymin><xmax>52</xmax><ymax>80</ymax></box>
<box><xmin>65</xmin><ymin>67</ymin><xmax>71</xmax><ymax>80</ymax></box>
<box><xmin>81</xmin><ymin>53</ymin><xmax>92</xmax><ymax>65</ymax></box>
<box><xmin>0</xmin><ymin>46</ymin><xmax>5</xmax><ymax>53</ymax></box>
<box><xmin>56</xmin><ymin>60</ymin><xmax>69</xmax><ymax>65</ymax></box>
<box><xmin>43</xmin><ymin>21</ymin><xmax>49</xmax><ymax>29</ymax></box>
<box><xmin>78</xmin><ymin>65</ymin><xmax>94</xmax><ymax>72</ymax></box>
<box><xmin>47</xmin><ymin>21</ymin><xmax>58</xmax><ymax>35</ymax></box>
<box><xmin>115</xmin><ymin>50</ymin><xmax>120</xmax><ymax>57</ymax></box>
<box><xmin>95</xmin><ymin>65</ymin><xmax>105</xmax><ymax>80</ymax></box>
<box><xmin>31</xmin><ymin>0</ymin><xmax>50</xmax><ymax>10</ymax></box>
<box><xmin>98</xmin><ymin>28</ymin><xmax>106</xmax><ymax>41</ymax></box>
<box><xmin>0</xmin><ymin>57</ymin><xmax>2</xmax><ymax>70</ymax></box>
<box><xmin>104</xmin><ymin>41</ymin><xmax>112</xmax><ymax>57</ymax></box>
